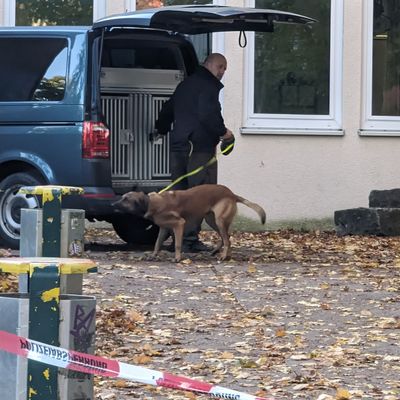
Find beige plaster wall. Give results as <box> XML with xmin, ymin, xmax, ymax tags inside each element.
<box><xmin>0</xmin><ymin>0</ymin><xmax>5</xmax><ymax>25</ymax></box>
<box><xmin>106</xmin><ymin>0</ymin><xmax>126</xmax><ymax>16</ymax></box>
<box><xmin>218</xmin><ymin>0</ymin><xmax>400</xmax><ymax>223</ymax></box>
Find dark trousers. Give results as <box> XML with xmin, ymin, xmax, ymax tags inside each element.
<box><xmin>170</xmin><ymin>150</ymin><xmax>217</xmax><ymax>242</ymax></box>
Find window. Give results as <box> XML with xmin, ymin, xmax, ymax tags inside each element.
<box><xmin>0</xmin><ymin>38</ymin><xmax>68</xmax><ymax>101</ymax></box>
<box><xmin>243</xmin><ymin>0</ymin><xmax>343</xmax><ymax>134</ymax></box>
<box><xmin>15</xmin><ymin>0</ymin><xmax>93</xmax><ymax>25</ymax></box>
<box><xmin>103</xmin><ymin>41</ymin><xmax>180</xmax><ymax>70</ymax></box>
<box><xmin>3</xmin><ymin>0</ymin><xmax>106</xmax><ymax>26</ymax></box>
<box><xmin>361</xmin><ymin>0</ymin><xmax>400</xmax><ymax>133</ymax></box>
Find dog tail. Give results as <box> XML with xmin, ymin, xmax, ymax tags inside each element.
<box><xmin>236</xmin><ymin>195</ymin><xmax>266</xmax><ymax>224</ymax></box>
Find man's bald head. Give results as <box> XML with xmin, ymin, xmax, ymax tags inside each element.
<box><xmin>203</xmin><ymin>53</ymin><xmax>227</xmax><ymax>81</ymax></box>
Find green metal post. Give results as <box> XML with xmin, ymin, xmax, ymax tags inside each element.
<box><xmin>17</xmin><ymin>185</ymin><xmax>84</xmax><ymax>400</ymax></box>
<box><xmin>28</xmin><ymin>187</ymin><xmax>62</xmax><ymax>400</ymax></box>
<box><xmin>27</xmin><ymin>263</ymin><xmax>60</xmax><ymax>399</ymax></box>
<box><xmin>42</xmin><ymin>187</ymin><xmax>62</xmax><ymax>257</ymax></box>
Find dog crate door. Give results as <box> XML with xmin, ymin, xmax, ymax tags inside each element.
<box><xmin>102</xmin><ymin>94</ymin><xmax>131</xmax><ymax>180</ymax></box>
<box><xmin>101</xmin><ymin>92</ymin><xmax>171</xmax><ymax>184</ymax></box>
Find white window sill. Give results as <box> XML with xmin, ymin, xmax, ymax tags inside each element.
<box><xmin>240</xmin><ymin>127</ymin><xmax>344</xmax><ymax>136</ymax></box>
<box><xmin>359</xmin><ymin>129</ymin><xmax>400</xmax><ymax>137</ymax></box>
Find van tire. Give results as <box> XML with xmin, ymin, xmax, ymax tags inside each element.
<box><xmin>111</xmin><ymin>215</ymin><xmax>159</xmax><ymax>245</ymax></box>
<box><xmin>0</xmin><ymin>172</ymin><xmax>44</xmax><ymax>249</ymax></box>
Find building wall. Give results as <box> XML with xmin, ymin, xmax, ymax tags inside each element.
<box><xmin>106</xmin><ymin>0</ymin><xmax>126</xmax><ymax>16</ymax></box>
<box><xmin>219</xmin><ymin>0</ymin><xmax>400</xmax><ymax>223</ymax></box>
<box><xmin>0</xmin><ymin>1</ymin><xmax>396</xmax><ymax>224</ymax></box>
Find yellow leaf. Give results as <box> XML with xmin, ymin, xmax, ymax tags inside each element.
<box><xmin>220</xmin><ymin>351</ymin><xmax>235</xmax><ymax>359</ymax></box>
<box><xmin>239</xmin><ymin>358</ymin><xmax>258</xmax><ymax>368</ymax></box>
<box><xmin>128</xmin><ymin>309</ymin><xmax>145</xmax><ymax>323</ymax></box>
<box><xmin>133</xmin><ymin>354</ymin><xmax>152</xmax><ymax>364</ymax></box>
<box><xmin>247</xmin><ymin>264</ymin><xmax>257</xmax><ymax>273</ymax></box>
<box><xmin>275</xmin><ymin>327</ymin><xmax>286</xmax><ymax>337</ymax></box>
<box><xmin>320</xmin><ymin>282</ymin><xmax>330</xmax><ymax>290</ymax></box>
<box><xmin>114</xmin><ymin>379</ymin><xmax>128</xmax><ymax>388</ymax></box>
<box><xmin>336</xmin><ymin>388</ymin><xmax>351</xmax><ymax>399</ymax></box>
<box><xmin>256</xmin><ymin>356</ymin><xmax>268</xmax><ymax>366</ymax></box>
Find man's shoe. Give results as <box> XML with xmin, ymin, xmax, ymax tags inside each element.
<box><xmin>183</xmin><ymin>240</ymin><xmax>212</xmax><ymax>253</ymax></box>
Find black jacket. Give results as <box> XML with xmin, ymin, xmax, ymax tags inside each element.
<box><xmin>155</xmin><ymin>66</ymin><xmax>227</xmax><ymax>152</ymax></box>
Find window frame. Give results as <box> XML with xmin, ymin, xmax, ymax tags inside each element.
<box><xmin>242</xmin><ymin>0</ymin><xmax>344</xmax><ymax>136</ymax></box>
<box><xmin>4</xmin><ymin>0</ymin><xmax>108</xmax><ymax>25</ymax></box>
<box><xmin>360</xmin><ymin>0</ymin><xmax>400</xmax><ymax>136</ymax></box>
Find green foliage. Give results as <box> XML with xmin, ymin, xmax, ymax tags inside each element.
<box><xmin>254</xmin><ymin>0</ymin><xmax>331</xmax><ymax>115</ymax></box>
<box><xmin>16</xmin><ymin>0</ymin><xmax>93</xmax><ymax>26</ymax></box>
<box><xmin>33</xmin><ymin>76</ymin><xmax>66</xmax><ymax>101</ymax></box>
<box><xmin>202</xmin><ymin>215</ymin><xmax>335</xmax><ymax>232</ymax></box>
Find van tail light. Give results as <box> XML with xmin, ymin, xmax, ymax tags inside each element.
<box><xmin>82</xmin><ymin>121</ymin><xmax>110</xmax><ymax>159</ymax></box>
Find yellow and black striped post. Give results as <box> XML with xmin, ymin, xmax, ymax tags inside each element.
<box><xmin>17</xmin><ymin>186</ymin><xmax>84</xmax><ymax>400</ymax></box>
<box><xmin>19</xmin><ymin>186</ymin><xmax>84</xmax><ymax>257</ymax></box>
<box><xmin>0</xmin><ymin>257</ymin><xmax>97</xmax><ymax>400</ymax></box>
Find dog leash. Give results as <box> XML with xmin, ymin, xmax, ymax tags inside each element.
<box><xmin>158</xmin><ymin>142</ymin><xmax>234</xmax><ymax>194</ymax></box>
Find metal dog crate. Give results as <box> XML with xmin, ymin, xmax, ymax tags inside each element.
<box><xmin>100</xmin><ymin>68</ymin><xmax>183</xmax><ymax>188</ymax></box>
<box><xmin>0</xmin><ymin>293</ymin><xmax>96</xmax><ymax>400</ymax></box>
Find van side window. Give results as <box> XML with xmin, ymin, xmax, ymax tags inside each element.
<box><xmin>0</xmin><ymin>38</ymin><xmax>68</xmax><ymax>102</ymax></box>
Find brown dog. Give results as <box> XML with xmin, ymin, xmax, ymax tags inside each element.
<box><xmin>112</xmin><ymin>184</ymin><xmax>266</xmax><ymax>262</ymax></box>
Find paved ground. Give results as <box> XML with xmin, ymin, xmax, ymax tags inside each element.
<box><xmin>1</xmin><ymin>226</ymin><xmax>400</xmax><ymax>399</ymax></box>
<box><xmin>78</xmin><ymin>227</ymin><xmax>400</xmax><ymax>400</ymax></box>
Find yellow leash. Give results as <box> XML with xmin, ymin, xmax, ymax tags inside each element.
<box><xmin>158</xmin><ymin>142</ymin><xmax>234</xmax><ymax>194</ymax></box>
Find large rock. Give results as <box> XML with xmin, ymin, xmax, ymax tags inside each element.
<box><xmin>334</xmin><ymin>207</ymin><xmax>400</xmax><ymax>236</ymax></box>
<box><xmin>369</xmin><ymin>188</ymin><xmax>400</xmax><ymax>208</ymax></box>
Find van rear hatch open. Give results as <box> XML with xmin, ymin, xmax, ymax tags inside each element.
<box><xmin>92</xmin><ymin>5</ymin><xmax>315</xmax><ymax>194</ymax></box>
<box><xmin>93</xmin><ymin>5</ymin><xmax>315</xmax><ymax>33</ymax></box>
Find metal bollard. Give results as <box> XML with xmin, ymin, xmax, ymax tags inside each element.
<box><xmin>0</xmin><ymin>259</ymin><xmax>97</xmax><ymax>400</ymax></box>
<box><xmin>17</xmin><ymin>186</ymin><xmax>84</xmax><ymax>400</ymax></box>
<box><xmin>19</xmin><ymin>186</ymin><xmax>84</xmax><ymax>258</ymax></box>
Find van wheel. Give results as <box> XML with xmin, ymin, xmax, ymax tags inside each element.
<box><xmin>0</xmin><ymin>172</ymin><xmax>43</xmax><ymax>249</ymax></box>
<box><xmin>111</xmin><ymin>215</ymin><xmax>159</xmax><ymax>245</ymax></box>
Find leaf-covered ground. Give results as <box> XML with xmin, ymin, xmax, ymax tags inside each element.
<box><xmin>1</xmin><ymin>228</ymin><xmax>400</xmax><ymax>399</ymax></box>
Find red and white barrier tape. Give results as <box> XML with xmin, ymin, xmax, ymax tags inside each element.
<box><xmin>0</xmin><ymin>330</ymin><xmax>274</xmax><ymax>400</ymax></box>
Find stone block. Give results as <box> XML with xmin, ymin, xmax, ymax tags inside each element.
<box><xmin>334</xmin><ymin>207</ymin><xmax>400</xmax><ymax>236</ymax></box>
<box><xmin>369</xmin><ymin>188</ymin><xmax>400</xmax><ymax>208</ymax></box>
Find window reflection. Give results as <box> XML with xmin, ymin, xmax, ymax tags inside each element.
<box><xmin>372</xmin><ymin>0</ymin><xmax>400</xmax><ymax>116</ymax></box>
<box><xmin>254</xmin><ymin>0</ymin><xmax>330</xmax><ymax>116</ymax></box>
<box><xmin>15</xmin><ymin>0</ymin><xmax>93</xmax><ymax>26</ymax></box>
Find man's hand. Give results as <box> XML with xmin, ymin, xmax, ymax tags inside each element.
<box><xmin>221</xmin><ymin>129</ymin><xmax>234</xmax><ymax>141</ymax></box>
<box><xmin>220</xmin><ymin>129</ymin><xmax>235</xmax><ymax>156</ymax></box>
<box><xmin>149</xmin><ymin>129</ymin><xmax>162</xmax><ymax>142</ymax></box>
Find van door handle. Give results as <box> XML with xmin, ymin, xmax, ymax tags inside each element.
<box><xmin>120</xmin><ymin>129</ymin><xmax>134</xmax><ymax>144</ymax></box>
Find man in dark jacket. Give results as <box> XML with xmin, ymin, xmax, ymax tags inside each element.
<box><xmin>155</xmin><ymin>53</ymin><xmax>234</xmax><ymax>252</ymax></box>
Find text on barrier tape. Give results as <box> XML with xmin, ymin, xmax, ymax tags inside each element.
<box><xmin>0</xmin><ymin>330</ymin><xmax>274</xmax><ymax>400</ymax></box>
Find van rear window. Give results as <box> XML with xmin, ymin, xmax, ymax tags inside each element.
<box><xmin>0</xmin><ymin>37</ymin><xmax>68</xmax><ymax>102</ymax></box>
<box><xmin>102</xmin><ymin>40</ymin><xmax>179</xmax><ymax>70</ymax></box>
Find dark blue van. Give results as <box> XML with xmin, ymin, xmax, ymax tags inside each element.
<box><xmin>0</xmin><ymin>6</ymin><xmax>313</xmax><ymax>248</ymax></box>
